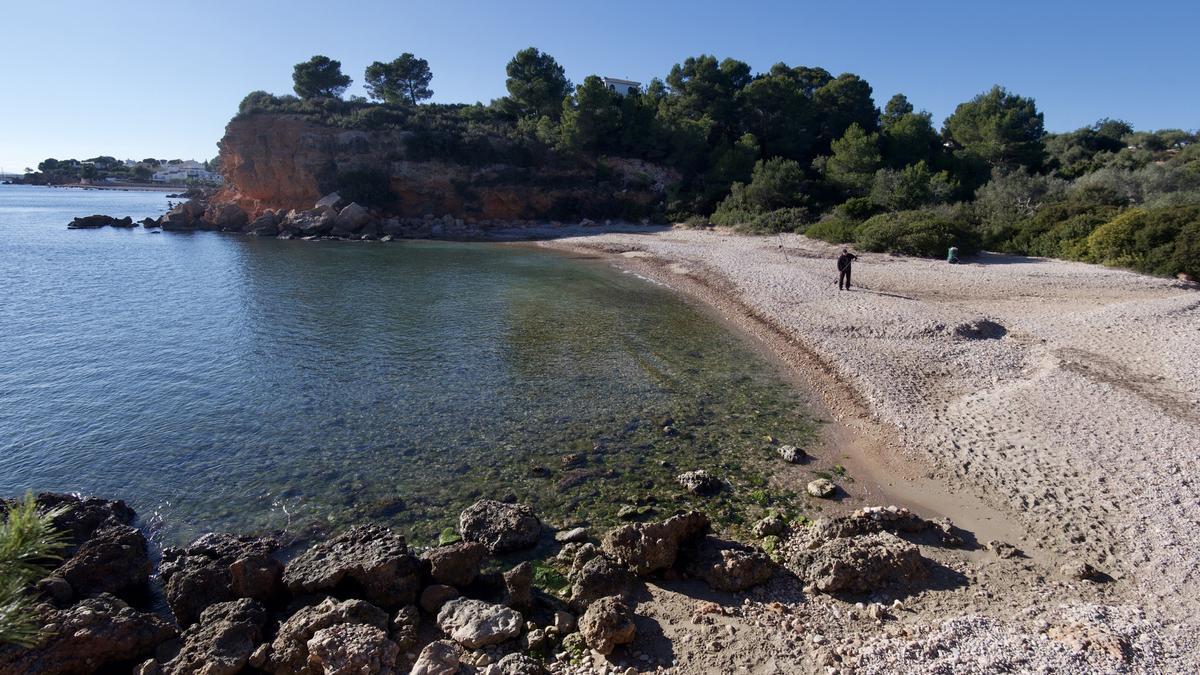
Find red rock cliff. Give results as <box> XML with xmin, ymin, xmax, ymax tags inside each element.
<box><xmin>214</xmin><ymin>114</ymin><xmax>672</xmax><ymax>221</ymax></box>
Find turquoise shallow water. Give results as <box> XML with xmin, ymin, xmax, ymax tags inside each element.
<box><xmin>0</xmin><ymin>185</ymin><xmax>813</xmax><ymax>546</ymax></box>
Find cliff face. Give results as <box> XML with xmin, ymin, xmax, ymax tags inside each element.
<box><xmin>215</xmin><ymin>114</ymin><xmax>672</xmax><ymax>222</ymax></box>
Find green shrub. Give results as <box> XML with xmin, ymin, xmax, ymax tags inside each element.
<box><xmin>1</xmin><ymin>494</ymin><xmax>69</xmax><ymax>646</ymax></box>
<box><xmin>804</xmin><ymin>216</ymin><xmax>858</xmax><ymax>244</ymax></box>
<box><xmin>854</xmin><ymin>208</ymin><xmax>979</xmax><ymax>257</ymax></box>
<box><xmin>1088</xmin><ymin>205</ymin><xmax>1200</xmax><ymax>276</ymax></box>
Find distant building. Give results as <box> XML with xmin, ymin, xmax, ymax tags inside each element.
<box><xmin>151</xmin><ymin>160</ymin><xmax>221</xmax><ymax>184</ymax></box>
<box><xmin>600</xmin><ymin>77</ymin><xmax>641</xmax><ymax>96</ymax></box>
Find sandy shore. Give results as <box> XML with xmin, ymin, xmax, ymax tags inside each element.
<box><xmin>541</xmin><ymin>228</ymin><xmax>1199</xmax><ymax>673</ymax></box>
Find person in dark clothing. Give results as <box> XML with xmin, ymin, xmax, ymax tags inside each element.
<box><xmin>837</xmin><ymin>249</ymin><xmax>857</xmax><ymax>290</ymax></box>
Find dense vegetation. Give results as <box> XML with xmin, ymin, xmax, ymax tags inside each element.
<box><xmin>235</xmin><ymin>51</ymin><xmax>1200</xmax><ymax>278</ymax></box>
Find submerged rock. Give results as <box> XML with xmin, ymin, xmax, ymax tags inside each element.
<box><xmin>458</xmin><ymin>500</ymin><xmax>542</xmax><ymax>553</ymax></box>
<box><xmin>601</xmin><ymin>511</ymin><xmax>709</xmax><ymax>576</ymax></box>
<box><xmin>436</xmin><ymin>598</ymin><xmax>522</xmax><ymax>649</ymax></box>
<box><xmin>578</xmin><ymin>595</ymin><xmax>636</xmax><ymax>655</ymax></box>
<box><xmin>283</xmin><ymin>524</ymin><xmax>420</xmax><ymax>608</ymax></box>
<box><xmin>676</xmin><ymin>470</ymin><xmax>721</xmax><ymax>495</ymax></box>
<box><xmin>778</xmin><ymin>445</ymin><xmax>805</xmax><ymax>463</ymax></box>
<box><xmin>0</xmin><ymin>594</ymin><xmax>175</xmax><ymax>675</ymax></box>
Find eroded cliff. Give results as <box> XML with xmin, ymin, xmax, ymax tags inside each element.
<box><xmin>214</xmin><ymin>113</ymin><xmax>673</xmax><ymax>223</ymax></box>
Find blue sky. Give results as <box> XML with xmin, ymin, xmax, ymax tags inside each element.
<box><xmin>1</xmin><ymin>0</ymin><xmax>1196</xmax><ymax>173</ymax></box>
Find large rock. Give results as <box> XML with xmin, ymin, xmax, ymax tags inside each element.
<box><xmin>261</xmin><ymin>597</ymin><xmax>389</xmax><ymax>675</ymax></box>
<box><xmin>436</xmin><ymin>598</ymin><xmax>522</xmax><ymax>649</ymax></box>
<box><xmin>283</xmin><ymin>207</ymin><xmax>337</xmax><ymax>236</ymax></box>
<box><xmin>54</xmin><ymin>524</ymin><xmax>151</xmax><ymax>600</ymax></box>
<box><xmin>422</xmin><ymin>541</ymin><xmax>486</xmax><ymax>588</ymax></box>
<box><xmin>315</xmin><ymin>192</ymin><xmax>346</xmax><ymax>210</ymax></box>
<box><xmin>306</xmin><ymin>623</ymin><xmax>399</xmax><ymax>675</ymax></box>
<box><xmin>160</xmin><ymin>533</ymin><xmax>282</xmax><ymax>627</ymax></box>
<box><xmin>683</xmin><ymin>535</ymin><xmax>775</xmax><ymax>592</ymax></box>
<box><xmin>332</xmin><ymin>202</ymin><xmax>372</xmax><ymax>235</ymax></box>
<box><xmin>569</xmin><ymin>553</ymin><xmax>633</xmax><ymax>611</ymax></box>
<box><xmin>676</xmin><ymin>470</ymin><xmax>720</xmax><ymax>495</ymax></box>
<box><xmin>578</xmin><ymin>596</ymin><xmax>636</xmax><ymax>655</ymax></box>
<box><xmin>410</xmin><ymin>640</ymin><xmax>461</xmax><ymax>675</ymax></box>
<box><xmin>601</xmin><ymin>511</ymin><xmax>709</xmax><ymax>576</ymax></box>
<box><xmin>503</xmin><ymin>561</ymin><xmax>533</xmax><ymax>610</ymax></box>
<box><xmin>458</xmin><ymin>500</ymin><xmax>542</xmax><ymax>554</ymax></box>
<box><xmin>160</xmin><ymin>200</ymin><xmax>208</xmax><ymax>230</ymax></box>
<box><xmin>806</xmin><ymin>478</ymin><xmax>836</xmax><ymax>498</ymax></box>
<box><xmin>788</xmin><ymin>531</ymin><xmax>927</xmax><ymax>594</ymax></box>
<box><xmin>161</xmin><ymin>598</ymin><xmax>268</xmax><ymax>675</ymax></box>
<box><xmin>246</xmin><ymin>211</ymin><xmax>279</xmax><ymax>236</ymax></box>
<box><xmin>206</xmin><ymin>203</ymin><xmax>248</xmax><ymax>231</ymax></box>
<box><xmin>0</xmin><ymin>493</ymin><xmax>136</xmax><ymax>556</ymax></box>
<box><xmin>67</xmin><ymin>214</ymin><xmax>133</xmax><ymax>229</ymax></box>
<box><xmin>0</xmin><ymin>594</ymin><xmax>174</xmax><ymax>675</ymax></box>
<box><xmin>420</xmin><ymin>585</ymin><xmax>460</xmax><ymax>614</ymax></box>
<box><xmin>283</xmin><ymin>524</ymin><xmax>420</xmax><ymax>608</ymax></box>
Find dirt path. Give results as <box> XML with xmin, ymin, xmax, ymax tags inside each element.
<box><xmin>537</xmin><ymin>228</ymin><xmax>1198</xmax><ymax>673</ymax></box>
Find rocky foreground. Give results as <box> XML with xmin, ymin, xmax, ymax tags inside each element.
<box><xmin>0</xmin><ymin>488</ymin><xmax>1075</xmax><ymax>675</ymax></box>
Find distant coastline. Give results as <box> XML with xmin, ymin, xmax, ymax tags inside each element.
<box><xmin>1</xmin><ymin>181</ymin><xmax>180</xmax><ymax>192</ymax></box>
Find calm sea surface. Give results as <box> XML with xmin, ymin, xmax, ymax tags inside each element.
<box><xmin>0</xmin><ymin>184</ymin><xmax>812</xmax><ymax>546</ymax></box>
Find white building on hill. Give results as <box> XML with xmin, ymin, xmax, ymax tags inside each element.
<box><xmin>600</xmin><ymin>77</ymin><xmax>641</xmax><ymax>96</ymax></box>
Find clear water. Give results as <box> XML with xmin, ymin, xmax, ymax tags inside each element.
<box><xmin>0</xmin><ymin>184</ymin><xmax>813</xmax><ymax>546</ymax></box>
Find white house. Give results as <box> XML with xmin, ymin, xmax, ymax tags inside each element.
<box><xmin>151</xmin><ymin>161</ymin><xmax>222</xmax><ymax>184</ymax></box>
<box><xmin>600</xmin><ymin>77</ymin><xmax>641</xmax><ymax>96</ymax></box>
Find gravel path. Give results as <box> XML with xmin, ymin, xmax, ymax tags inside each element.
<box><xmin>541</xmin><ymin>228</ymin><xmax>1199</xmax><ymax>672</ymax></box>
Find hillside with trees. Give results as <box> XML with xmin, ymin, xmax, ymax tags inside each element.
<box><xmin>234</xmin><ymin>50</ymin><xmax>1200</xmax><ymax>279</ymax></box>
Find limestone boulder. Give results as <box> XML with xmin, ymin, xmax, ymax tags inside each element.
<box><xmin>161</xmin><ymin>598</ymin><xmax>268</xmax><ymax>675</ymax></box>
<box><xmin>283</xmin><ymin>524</ymin><xmax>420</xmax><ymax>608</ymax></box>
<box><xmin>458</xmin><ymin>500</ymin><xmax>541</xmax><ymax>554</ymax></box>
<box><xmin>422</xmin><ymin>541</ymin><xmax>486</xmax><ymax>588</ymax></box>
<box><xmin>601</xmin><ymin>511</ymin><xmax>709</xmax><ymax>576</ymax></box>
<box><xmin>306</xmin><ymin>623</ymin><xmax>399</xmax><ymax>675</ymax></box>
<box><xmin>260</xmin><ymin>597</ymin><xmax>389</xmax><ymax>675</ymax></box>
<box><xmin>410</xmin><ymin>640</ymin><xmax>461</xmax><ymax>675</ymax></box>
<box><xmin>683</xmin><ymin>535</ymin><xmax>775</xmax><ymax>592</ymax></box>
<box><xmin>788</xmin><ymin>531</ymin><xmax>927</xmax><ymax>594</ymax></box>
<box><xmin>436</xmin><ymin>598</ymin><xmax>522</xmax><ymax>649</ymax></box>
<box><xmin>578</xmin><ymin>596</ymin><xmax>635</xmax><ymax>655</ymax></box>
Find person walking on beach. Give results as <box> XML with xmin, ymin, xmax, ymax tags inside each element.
<box><xmin>837</xmin><ymin>248</ymin><xmax>857</xmax><ymax>290</ymax></box>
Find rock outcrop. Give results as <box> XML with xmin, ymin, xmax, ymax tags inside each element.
<box><xmin>282</xmin><ymin>524</ymin><xmax>420</xmax><ymax>608</ymax></box>
<box><xmin>436</xmin><ymin>598</ymin><xmax>523</xmax><ymax>649</ymax></box>
<box><xmin>0</xmin><ymin>594</ymin><xmax>174</xmax><ymax>675</ymax></box>
<box><xmin>259</xmin><ymin>597</ymin><xmax>390</xmax><ymax>675</ymax></box>
<box><xmin>214</xmin><ymin>113</ymin><xmax>671</xmax><ymax>223</ymax></box>
<box><xmin>682</xmin><ymin>536</ymin><xmax>776</xmax><ymax>592</ymax></box>
<box><xmin>788</xmin><ymin>531</ymin><xmax>927</xmax><ymax>593</ymax></box>
<box><xmin>601</xmin><ymin>511</ymin><xmax>710</xmax><ymax>575</ymax></box>
<box><xmin>458</xmin><ymin>500</ymin><xmax>542</xmax><ymax>553</ymax></box>
<box><xmin>578</xmin><ymin>596</ymin><xmax>636</xmax><ymax>655</ymax></box>
<box><xmin>422</xmin><ymin>541</ymin><xmax>487</xmax><ymax>588</ymax></box>
<box><xmin>160</xmin><ymin>598</ymin><xmax>268</xmax><ymax>675</ymax></box>
<box><xmin>160</xmin><ymin>533</ymin><xmax>283</xmax><ymax>627</ymax></box>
